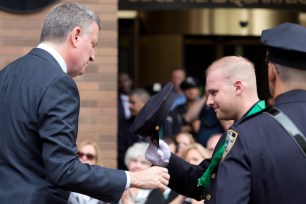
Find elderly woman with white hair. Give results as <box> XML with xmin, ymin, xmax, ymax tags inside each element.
<box><xmin>120</xmin><ymin>142</ymin><xmax>166</xmax><ymax>204</ymax></box>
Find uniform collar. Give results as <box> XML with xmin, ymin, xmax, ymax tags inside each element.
<box><xmin>246</xmin><ymin>100</ymin><xmax>266</xmax><ymax>117</ymax></box>
<box><xmin>275</xmin><ymin>90</ymin><xmax>306</xmax><ymax>106</ymax></box>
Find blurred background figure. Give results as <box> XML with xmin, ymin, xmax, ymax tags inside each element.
<box><xmin>182</xmin><ymin>143</ymin><xmax>210</xmax><ymax>165</ymax></box>
<box><xmin>117</xmin><ymin>72</ymin><xmax>133</xmax><ymax>170</ymax></box>
<box><xmin>169</xmin><ymin>143</ymin><xmax>209</xmax><ymax>204</ymax></box>
<box><xmin>164</xmin><ymin>76</ymin><xmax>201</xmax><ymax>137</ymax></box>
<box><xmin>170</xmin><ymin>68</ymin><xmax>186</xmax><ymax>110</ymax></box>
<box><xmin>118</xmin><ymin>72</ymin><xmax>133</xmax><ymax>121</ymax></box>
<box><xmin>69</xmin><ymin>141</ymin><xmax>106</xmax><ymax>204</ymax></box>
<box><xmin>163</xmin><ymin>136</ymin><xmax>178</xmax><ymax>154</ymax></box>
<box><xmin>183</xmin><ymin>93</ymin><xmax>226</xmax><ymax>147</ymax></box>
<box><xmin>129</xmin><ymin>88</ymin><xmax>151</xmax><ymax>118</ymax></box>
<box><xmin>77</xmin><ymin>141</ymin><xmax>99</xmax><ymax>165</ymax></box>
<box><xmin>206</xmin><ymin>133</ymin><xmax>222</xmax><ymax>158</ymax></box>
<box><xmin>120</xmin><ymin>142</ymin><xmax>165</xmax><ymax>204</ymax></box>
<box><xmin>175</xmin><ymin>132</ymin><xmax>195</xmax><ymax>158</ymax></box>
<box><xmin>145</xmin><ymin>82</ymin><xmax>163</xmax><ymax>96</ymax></box>
<box><xmin>118</xmin><ymin>88</ymin><xmax>151</xmax><ymax>170</ymax></box>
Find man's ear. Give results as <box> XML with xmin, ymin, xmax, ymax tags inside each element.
<box><xmin>234</xmin><ymin>80</ymin><xmax>243</xmax><ymax>96</ymax></box>
<box><xmin>268</xmin><ymin>63</ymin><xmax>277</xmax><ymax>83</ymax></box>
<box><xmin>71</xmin><ymin>27</ymin><xmax>81</xmax><ymax>47</ymax></box>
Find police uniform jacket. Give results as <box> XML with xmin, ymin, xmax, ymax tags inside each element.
<box><xmin>167</xmin><ymin>143</ymin><xmax>219</xmax><ymax>203</ymax></box>
<box><xmin>216</xmin><ymin>90</ymin><xmax>306</xmax><ymax>204</ymax></box>
<box><xmin>166</xmin><ymin>101</ymin><xmax>264</xmax><ymax>204</ymax></box>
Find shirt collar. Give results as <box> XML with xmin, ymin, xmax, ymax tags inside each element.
<box><xmin>246</xmin><ymin>100</ymin><xmax>266</xmax><ymax>117</ymax></box>
<box><xmin>37</xmin><ymin>43</ymin><xmax>67</xmax><ymax>73</ymax></box>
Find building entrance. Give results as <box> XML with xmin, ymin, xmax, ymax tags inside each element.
<box><xmin>119</xmin><ymin>8</ymin><xmax>299</xmax><ymax>100</ymax></box>
<box><xmin>184</xmin><ymin>35</ymin><xmax>269</xmax><ymax>99</ymax></box>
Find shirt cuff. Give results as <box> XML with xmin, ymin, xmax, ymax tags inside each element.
<box><xmin>125</xmin><ymin>171</ymin><xmax>130</xmax><ymax>190</ymax></box>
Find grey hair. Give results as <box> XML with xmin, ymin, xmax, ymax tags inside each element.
<box><xmin>129</xmin><ymin>88</ymin><xmax>151</xmax><ymax>103</ymax></box>
<box><xmin>124</xmin><ymin>142</ymin><xmax>150</xmax><ymax>167</ymax></box>
<box><xmin>40</xmin><ymin>3</ymin><xmax>102</xmax><ymax>43</ymax></box>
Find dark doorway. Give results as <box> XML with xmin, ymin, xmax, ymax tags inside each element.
<box><xmin>183</xmin><ymin>35</ymin><xmax>269</xmax><ymax>100</ymax></box>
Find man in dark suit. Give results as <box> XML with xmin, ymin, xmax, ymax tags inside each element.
<box><xmin>0</xmin><ymin>3</ymin><xmax>169</xmax><ymax>204</ymax></box>
<box><xmin>117</xmin><ymin>72</ymin><xmax>133</xmax><ymax>170</ymax></box>
<box><xmin>118</xmin><ymin>88</ymin><xmax>150</xmax><ymax>170</ymax></box>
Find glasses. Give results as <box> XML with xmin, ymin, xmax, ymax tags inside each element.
<box><xmin>77</xmin><ymin>151</ymin><xmax>96</xmax><ymax>161</ymax></box>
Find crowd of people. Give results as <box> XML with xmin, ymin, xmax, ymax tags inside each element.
<box><xmin>116</xmin><ymin>22</ymin><xmax>306</xmax><ymax>204</ymax></box>
<box><xmin>115</xmin><ymin>67</ymin><xmax>229</xmax><ymax>204</ymax></box>
<box><xmin>117</xmin><ymin>68</ymin><xmax>226</xmax><ymax>170</ymax></box>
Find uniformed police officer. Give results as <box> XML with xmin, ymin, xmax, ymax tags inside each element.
<box><xmin>143</xmin><ymin>56</ymin><xmax>265</xmax><ymax>204</ymax></box>
<box><xmin>145</xmin><ymin>22</ymin><xmax>306</xmax><ymax>204</ymax></box>
<box><xmin>214</xmin><ymin>22</ymin><xmax>306</xmax><ymax>204</ymax></box>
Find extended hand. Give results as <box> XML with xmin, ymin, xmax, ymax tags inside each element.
<box><xmin>128</xmin><ymin>166</ymin><xmax>170</xmax><ymax>192</ymax></box>
<box><xmin>145</xmin><ymin>139</ymin><xmax>171</xmax><ymax>167</ymax></box>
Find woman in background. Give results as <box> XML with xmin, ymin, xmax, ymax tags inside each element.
<box><xmin>120</xmin><ymin>142</ymin><xmax>165</xmax><ymax>204</ymax></box>
<box><xmin>175</xmin><ymin>132</ymin><xmax>195</xmax><ymax>158</ymax></box>
<box><xmin>170</xmin><ymin>143</ymin><xmax>209</xmax><ymax>204</ymax></box>
<box><xmin>69</xmin><ymin>141</ymin><xmax>106</xmax><ymax>204</ymax></box>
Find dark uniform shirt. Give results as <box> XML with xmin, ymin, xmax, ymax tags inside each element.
<box><xmin>166</xmin><ymin>100</ymin><xmax>265</xmax><ymax>204</ymax></box>
<box><xmin>216</xmin><ymin>90</ymin><xmax>306</xmax><ymax>204</ymax></box>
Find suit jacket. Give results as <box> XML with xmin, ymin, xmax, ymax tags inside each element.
<box><xmin>117</xmin><ymin>117</ymin><xmax>140</xmax><ymax>170</ymax></box>
<box><xmin>0</xmin><ymin>48</ymin><xmax>126</xmax><ymax>204</ymax></box>
<box><xmin>117</xmin><ymin>95</ymin><xmax>132</xmax><ymax>170</ymax></box>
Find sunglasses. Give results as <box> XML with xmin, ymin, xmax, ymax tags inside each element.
<box><xmin>77</xmin><ymin>151</ymin><xmax>96</xmax><ymax>161</ymax></box>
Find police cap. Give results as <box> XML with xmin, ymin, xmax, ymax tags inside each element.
<box><xmin>130</xmin><ymin>82</ymin><xmax>176</xmax><ymax>146</ymax></box>
<box><xmin>261</xmin><ymin>22</ymin><xmax>306</xmax><ymax>69</ymax></box>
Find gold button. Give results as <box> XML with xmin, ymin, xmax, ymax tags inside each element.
<box><xmin>211</xmin><ymin>173</ymin><xmax>216</xmax><ymax>179</ymax></box>
<box><xmin>206</xmin><ymin>194</ymin><xmax>211</xmax><ymax>200</ymax></box>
